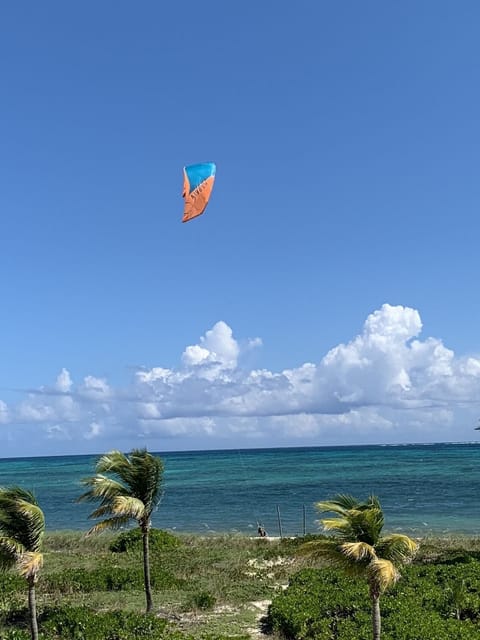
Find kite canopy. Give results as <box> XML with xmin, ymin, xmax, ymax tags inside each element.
<box><xmin>182</xmin><ymin>162</ymin><xmax>216</xmax><ymax>223</ymax></box>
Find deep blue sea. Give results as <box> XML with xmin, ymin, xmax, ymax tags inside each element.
<box><xmin>0</xmin><ymin>443</ymin><xmax>479</xmax><ymax>536</ymax></box>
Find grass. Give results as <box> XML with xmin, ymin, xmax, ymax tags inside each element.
<box><xmin>2</xmin><ymin>531</ymin><xmax>300</xmax><ymax>639</ymax></box>
<box><xmin>2</xmin><ymin>531</ymin><xmax>480</xmax><ymax>639</ymax></box>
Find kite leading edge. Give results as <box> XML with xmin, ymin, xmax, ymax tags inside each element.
<box><xmin>182</xmin><ymin>162</ymin><xmax>216</xmax><ymax>223</ymax></box>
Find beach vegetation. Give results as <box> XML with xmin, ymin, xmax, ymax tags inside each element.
<box><xmin>186</xmin><ymin>590</ymin><xmax>217</xmax><ymax>611</ymax></box>
<box><xmin>2</xmin><ymin>530</ymin><xmax>480</xmax><ymax>638</ymax></box>
<box><xmin>0</xmin><ymin>487</ymin><xmax>45</xmax><ymax>640</ymax></box>
<box><xmin>299</xmin><ymin>494</ymin><xmax>418</xmax><ymax>640</ymax></box>
<box><xmin>109</xmin><ymin>527</ymin><xmax>180</xmax><ymax>553</ymax></box>
<box><xmin>268</xmin><ymin>560</ymin><xmax>480</xmax><ymax>639</ymax></box>
<box><xmin>2</xmin><ymin>606</ymin><xmax>177</xmax><ymax>639</ymax></box>
<box><xmin>40</xmin><ymin>563</ymin><xmax>184</xmax><ymax>593</ymax></box>
<box><xmin>78</xmin><ymin>448</ymin><xmax>164</xmax><ymax>613</ymax></box>
<box><xmin>0</xmin><ymin>531</ymin><xmax>293</xmax><ymax>638</ymax></box>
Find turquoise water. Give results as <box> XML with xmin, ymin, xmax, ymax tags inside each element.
<box><xmin>0</xmin><ymin>443</ymin><xmax>479</xmax><ymax>536</ymax></box>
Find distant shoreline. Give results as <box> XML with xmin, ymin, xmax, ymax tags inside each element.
<box><xmin>43</xmin><ymin>529</ymin><xmax>479</xmax><ymax>543</ymax></box>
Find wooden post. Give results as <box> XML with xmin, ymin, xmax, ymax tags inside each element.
<box><xmin>276</xmin><ymin>505</ymin><xmax>283</xmax><ymax>538</ymax></box>
<box><xmin>303</xmin><ymin>504</ymin><xmax>306</xmax><ymax>536</ymax></box>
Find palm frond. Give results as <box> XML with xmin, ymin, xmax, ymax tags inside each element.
<box><xmin>95</xmin><ymin>451</ymin><xmax>139</xmax><ymax>492</ymax></box>
<box><xmin>78</xmin><ymin>476</ymin><xmax>127</xmax><ymax>503</ymax></box>
<box><xmin>347</xmin><ymin>506</ymin><xmax>384</xmax><ymax>545</ymax></box>
<box><xmin>15</xmin><ymin>500</ymin><xmax>45</xmax><ymax>551</ymax></box>
<box><xmin>17</xmin><ymin>552</ymin><xmax>43</xmax><ymax>580</ymax></box>
<box><xmin>80</xmin><ymin>449</ymin><xmax>163</xmax><ymax>535</ymax></box>
<box><xmin>320</xmin><ymin>517</ymin><xmax>352</xmax><ymax>532</ymax></box>
<box><xmin>316</xmin><ymin>494</ymin><xmax>361</xmax><ymax>516</ymax></box>
<box><xmin>0</xmin><ymin>536</ymin><xmax>25</xmax><ymax>569</ymax></box>
<box><xmin>0</xmin><ymin>487</ymin><xmax>37</xmax><ymax>506</ymax></box>
<box><xmin>340</xmin><ymin>541</ymin><xmax>377</xmax><ymax>562</ymax></box>
<box><xmin>87</xmin><ymin>504</ymin><xmax>115</xmax><ymax>520</ymax></box>
<box><xmin>299</xmin><ymin>539</ymin><xmax>369</xmax><ymax>577</ymax></box>
<box><xmin>299</xmin><ymin>537</ymin><xmax>334</xmax><ymax>555</ymax></box>
<box><xmin>0</xmin><ymin>488</ymin><xmax>45</xmax><ymax>552</ymax></box>
<box><xmin>299</xmin><ymin>538</ymin><xmax>347</xmax><ymax>563</ymax></box>
<box><xmin>86</xmin><ymin>515</ymin><xmax>133</xmax><ymax>536</ymax></box>
<box><xmin>376</xmin><ymin>534</ymin><xmax>418</xmax><ymax>564</ymax></box>
<box><xmin>316</xmin><ymin>495</ymin><xmax>384</xmax><ymax>545</ymax></box>
<box><xmin>95</xmin><ymin>450</ymin><xmax>129</xmax><ymax>471</ymax></box>
<box><xmin>122</xmin><ymin>449</ymin><xmax>163</xmax><ymax>512</ymax></box>
<box><xmin>111</xmin><ymin>496</ymin><xmax>145</xmax><ymax>520</ymax></box>
<box><xmin>306</xmin><ymin>493</ymin><xmax>414</xmax><ymax>598</ymax></box>
<box><xmin>364</xmin><ymin>495</ymin><xmax>382</xmax><ymax>511</ymax></box>
<box><xmin>367</xmin><ymin>558</ymin><xmax>399</xmax><ymax>593</ymax></box>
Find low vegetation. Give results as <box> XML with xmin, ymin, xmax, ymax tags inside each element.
<box><xmin>1</xmin><ymin>530</ymin><xmax>480</xmax><ymax>639</ymax></box>
<box><xmin>0</xmin><ymin>530</ymin><xmax>296</xmax><ymax>639</ymax></box>
<box><xmin>269</xmin><ymin>558</ymin><xmax>480</xmax><ymax>639</ymax></box>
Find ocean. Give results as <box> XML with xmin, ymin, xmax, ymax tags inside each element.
<box><xmin>0</xmin><ymin>443</ymin><xmax>479</xmax><ymax>537</ymax></box>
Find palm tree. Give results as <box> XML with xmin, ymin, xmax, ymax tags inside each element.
<box><xmin>0</xmin><ymin>487</ymin><xmax>45</xmax><ymax>640</ymax></box>
<box><xmin>78</xmin><ymin>448</ymin><xmax>163</xmax><ymax>613</ymax></box>
<box><xmin>300</xmin><ymin>494</ymin><xmax>417</xmax><ymax>640</ymax></box>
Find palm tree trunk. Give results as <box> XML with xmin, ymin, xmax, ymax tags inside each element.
<box><xmin>370</xmin><ymin>591</ymin><xmax>381</xmax><ymax>640</ymax></box>
<box><xmin>27</xmin><ymin>576</ymin><xmax>39</xmax><ymax>640</ymax></box>
<box><xmin>142</xmin><ymin>524</ymin><xmax>153</xmax><ymax>613</ymax></box>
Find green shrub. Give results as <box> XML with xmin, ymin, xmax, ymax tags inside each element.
<box><xmin>109</xmin><ymin>528</ymin><xmax>180</xmax><ymax>553</ymax></box>
<box><xmin>0</xmin><ymin>630</ymin><xmax>31</xmax><ymax>640</ymax></box>
<box><xmin>42</xmin><ymin>564</ymin><xmax>184</xmax><ymax>593</ymax></box>
<box><xmin>189</xmin><ymin>590</ymin><xmax>216</xmax><ymax>610</ymax></box>
<box><xmin>268</xmin><ymin>563</ymin><xmax>480</xmax><ymax>640</ymax></box>
<box><xmin>39</xmin><ymin>606</ymin><xmax>171</xmax><ymax>639</ymax></box>
<box><xmin>0</xmin><ymin>573</ymin><xmax>25</xmax><ymax>594</ymax></box>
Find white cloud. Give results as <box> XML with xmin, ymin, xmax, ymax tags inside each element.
<box><xmin>195</xmin><ymin>320</ymin><xmax>240</xmax><ymax>368</ymax></box>
<box><xmin>181</xmin><ymin>321</ymin><xmax>247</xmax><ymax>381</ymax></box>
<box><xmin>46</xmin><ymin>424</ymin><xmax>71</xmax><ymax>440</ymax></box>
<box><xmin>55</xmin><ymin>368</ymin><xmax>73</xmax><ymax>392</ymax></box>
<box><xmin>79</xmin><ymin>376</ymin><xmax>111</xmax><ymax>400</ymax></box>
<box><xmin>2</xmin><ymin>304</ymin><xmax>480</xmax><ymax>450</ymax></box>
<box><xmin>182</xmin><ymin>345</ymin><xmax>211</xmax><ymax>367</ymax></box>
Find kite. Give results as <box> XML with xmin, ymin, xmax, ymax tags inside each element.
<box><xmin>182</xmin><ymin>162</ymin><xmax>216</xmax><ymax>223</ymax></box>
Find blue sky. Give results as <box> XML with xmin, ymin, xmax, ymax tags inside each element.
<box><xmin>1</xmin><ymin>1</ymin><xmax>480</xmax><ymax>457</ymax></box>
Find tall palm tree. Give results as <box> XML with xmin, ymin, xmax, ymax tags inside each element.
<box><xmin>78</xmin><ymin>448</ymin><xmax>163</xmax><ymax>613</ymax></box>
<box><xmin>0</xmin><ymin>487</ymin><xmax>45</xmax><ymax>640</ymax></box>
<box><xmin>300</xmin><ymin>494</ymin><xmax>417</xmax><ymax>640</ymax></box>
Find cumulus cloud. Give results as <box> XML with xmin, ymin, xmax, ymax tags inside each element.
<box><xmin>181</xmin><ymin>321</ymin><xmax>241</xmax><ymax>378</ymax></box>
<box><xmin>55</xmin><ymin>368</ymin><xmax>73</xmax><ymax>393</ymax></box>
<box><xmin>2</xmin><ymin>304</ymin><xmax>480</xmax><ymax>450</ymax></box>
<box><xmin>79</xmin><ymin>376</ymin><xmax>111</xmax><ymax>401</ymax></box>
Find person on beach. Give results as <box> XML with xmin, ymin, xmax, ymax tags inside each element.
<box><xmin>257</xmin><ymin>524</ymin><xmax>267</xmax><ymax>537</ymax></box>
